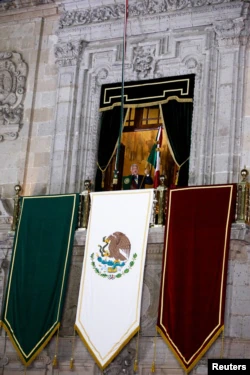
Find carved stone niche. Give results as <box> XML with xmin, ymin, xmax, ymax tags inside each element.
<box><xmin>0</xmin><ymin>52</ymin><xmax>27</xmax><ymax>142</ymax></box>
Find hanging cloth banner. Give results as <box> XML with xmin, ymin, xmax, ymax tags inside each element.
<box><xmin>75</xmin><ymin>189</ymin><xmax>154</xmax><ymax>370</ymax></box>
<box><xmin>157</xmin><ymin>185</ymin><xmax>236</xmax><ymax>373</ymax></box>
<box><xmin>99</xmin><ymin>74</ymin><xmax>194</xmax><ymax>111</ymax></box>
<box><xmin>0</xmin><ymin>194</ymin><xmax>79</xmax><ymax>366</ymax></box>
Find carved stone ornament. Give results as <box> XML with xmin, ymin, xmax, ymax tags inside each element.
<box><xmin>0</xmin><ymin>0</ymin><xmax>55</xmax><ymax>12</ymax></box>
<box><xmin>214</xmin><ymin>18</ymin><xmax>245</xmax><ymax>40</ymax></box>
<box><xmin>185</xmin><ymin>57</ymin><xmax>198</xmax><ymax>69</ymax></box>
<box><xmin>215</xmin><ymin>17</ymin><xmax>250</xmax><ymax>47</ymax></box>
<box><xmin>54</xmin><ymin>41</ymin><xmax>83</xmax><ymax>67</ymax></box>
<box><xmin>0</xmin><ymin>197</ymin><xmax>12</xmax><ymax>229</ymax></box>
<box><xmin>59</xmin><ymin>0</ymin><xmax>231</xmax><ymax>28</ymax></box>
<box><xmin>0</xmin><ymin>52</ymin><xmax>27</xmax><ymax>142</ymax></box>
<box><xmin>95</xmin><ymin>68</ymin><xmax>109</xmax><ymax>86</ymax></box>
<box><xmin>133</xmin><ymin>45</ymin><xmax>156</xmax><ymax>79</ymax></box>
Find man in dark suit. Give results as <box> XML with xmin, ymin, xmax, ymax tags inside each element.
<box><xmin>122</xmin><ymin>164</ymin><xmax>153</xmax><ymax>190</ymax></box>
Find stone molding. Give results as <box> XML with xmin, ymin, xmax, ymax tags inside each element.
<box><xmin>0</xmin><ymin>52</ymin><xmax>27</xmax><ymax>142</ymax></box>
<box><xmin>59</xmin><ymin>0</ymin><xmax>234</xmax><ymax>29</ymax></box>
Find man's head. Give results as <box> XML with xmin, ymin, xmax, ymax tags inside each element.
<box><xmin>130</xmin><ymin>164</ymin><xmax>139</xmax><ymax>176</ymax></box>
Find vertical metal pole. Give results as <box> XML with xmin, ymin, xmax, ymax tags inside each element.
<box><xmin>11</xmin><ymin>184</ymin><xmax>22</xmax><ymax>232</ymax></box>
<box><xmin>113</xmin><ymin>0</ymin><xmax>128</xmax><ymax>185</ymax></box>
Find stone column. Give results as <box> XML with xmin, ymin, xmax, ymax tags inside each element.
<box><xmin>211</xmin><ymin>17</ymin><xmax>249</xmax><ymax>184</ymax></box>
<box><xmin>48</xmin><ymin>40</ymin><xmax>85</xmax><ymax>194</ymax></box>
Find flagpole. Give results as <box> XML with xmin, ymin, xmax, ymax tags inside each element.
<box><xmin>113</xmin><ymin>0</ymin><xmax>128</xmax><ymax>186</ymax></box>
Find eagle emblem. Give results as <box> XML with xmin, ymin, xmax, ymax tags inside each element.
<box><xmin>124</xmin><ymin>177</ymin><xmax>130</xmax><ymax>184</ymax></box>
<box><xmin>91</xmin><ymin>232</ymin><xmax>137</xmax><ymax>280</ymax></box>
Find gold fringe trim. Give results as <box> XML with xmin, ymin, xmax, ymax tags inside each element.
<box><xmin>1</xmin><ymin>321</ymin><xmax>60</xmax><ymax>367</ymax></box>
<box><xmin>99</xmin><ymin>96</ymin><xmax>193</xmax><ymax>112</ymax></box>
<box><xmin>156</xmin><ymin>325</ymin><xmax>224</xmax><ymax>373</ymax></box>
<box><xmin>74</xmin><ymin>324</ymin><xmax>140</xmax><ymax>370</ymax></box>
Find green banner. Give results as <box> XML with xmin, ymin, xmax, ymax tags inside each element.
<box><xmin>0</xmin><ymin>194</ymin><xmax>79</xmax><ymax>366</ymax></box>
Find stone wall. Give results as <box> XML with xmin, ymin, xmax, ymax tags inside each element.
<box><xmin>0</xmin><ymin>2</ymin><xmax>59</xmax><ymax>198</ymax></box>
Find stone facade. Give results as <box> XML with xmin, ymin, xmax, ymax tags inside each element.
<box><xmin>0</xmin><ymin>0</ymin><xmax>249</xmax><ymax>198</ymax></box>
<box><xmin>0</xmin><ymin>0</ymin><xmax>250</xmax><ymax>374</ymax></box>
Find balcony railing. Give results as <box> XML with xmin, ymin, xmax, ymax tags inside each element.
<box><xmin>8</xmin><ymin>168</ymin><xmax>250</xmax><ymax>232</ymax></box>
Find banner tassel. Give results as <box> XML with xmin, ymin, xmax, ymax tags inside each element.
<box><xmin>70</xmin><ymin>328</ymin><xmax>76</xmax><ymax>369</ymax></box>
<box><xmin>133</xmin><ymin>329</ymin><xmax>140</xmax><ymax>372</ymax></box>
<box><xmin>53</xmin><ymin>327</ymin><xmax>60</xmax><ymax>367</ymax></box>
<box><xmin>151</xmin><ymin>361</ymin><xmax>155</xmax><ymax>373</ymax></box>
<box><xmin>133</xmin><ymin>359</ymin><xmax>138</xmax><ymax>372</ymax></box>
<box><xmin>52</xmin><ymin>355</ymin><xmax>58</xmax><ymax>367</ymax></box>
<box><xmin>151</xmin><ymin>328</ymin><xmax>157</xmax><ymax>373</ymax></box>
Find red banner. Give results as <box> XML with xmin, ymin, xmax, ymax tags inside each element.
<box><xmin>157</xmin><ymin>185</ymin><xmax>236</xmax><ymax>373</ymax></box>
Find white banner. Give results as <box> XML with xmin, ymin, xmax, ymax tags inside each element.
<box><xmin>75</xmin><ymin>189</ymin><xmax>154</xmax><ymax>369</ymax></box>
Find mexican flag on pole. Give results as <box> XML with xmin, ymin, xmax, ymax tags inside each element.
<box><xmin>147</xmin><ymin>126</ymin><xmax>163</xmax><ymax>188</ymax></box>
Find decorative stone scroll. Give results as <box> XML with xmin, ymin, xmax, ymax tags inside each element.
<box><xmin>0</xmin><ymin>52</ymin><xmax>27</xmax><ymax>142</ymax></box>
<box><xmin>54</xmin><ymin>41</ymin><xmax>84</xmax><ymax>67</ymax></box>
<box><xmin>59</xmin><ymin>0</ymin><xmax>232</xmax><ymax>28</ymax></box>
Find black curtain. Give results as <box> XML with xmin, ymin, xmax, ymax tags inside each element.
<box><xmin>95</xmin><ymin>107</ymin><xmax>127</xmax><ymax>191</ymax></box>
<box><xmin>161</xmin><ymin>100</ymin><xmax>193</xmax><ymax>186</ymax></box>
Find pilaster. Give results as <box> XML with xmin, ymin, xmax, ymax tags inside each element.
<box><xmin>211</xmin><ymin>16</ymin><xmax>250</xmax><ymax>183</ymax></box>
<box><xmin>48</xmin><ymin>39</ymin><xmax>86</xmax><ymax>194</ymax></box>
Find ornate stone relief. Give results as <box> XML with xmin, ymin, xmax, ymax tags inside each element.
<box><xmin>213</xmin><ymin>17</ymin><xmax>247</xmax><ymax>46</ymax></box>
<box><xmin>185</xmin><ymin>57</ymin><xmax>198</xmax><ymax>69</ymax></box>
<box><xmin>133</xmin><ymin>45</ymin><xmax>156</xmax><ymax>79</ymax></box>
<box><xmin>0</xmin><ymin>0</ymin><xmax>16</xmax><ymax>12</ymax></box>
<box><xmin>59</xmin><ymin>0</ymin><xmax>232</xmax><ymax>28</ymax></box>
<box><xmin>0</xmin><ymin>52</ymin><xmax>27</xmax><ymax>142</ymax></box>
<box><xmin>0</xmin><ymin>0</ymin><xmax>55</xmax><ymax>12</ymax></box>
<box><xmin>183</xmin><ymin>56</ymin><xmax>202</xmax><ymax>78</ymax></box>
<box><xmin>95</xmin><ymin>68</ymin><xmax>109</xmax><ymax>86</ymax></box>
<box><xmin>54</xmin><ymin>40</ymin><xmax>84</xmax><ymax>67</ymax></box>
<box><xmin>0</xmin><ymin>198</ymin><xmax>12</xmax><ymax>226</ymax></box>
